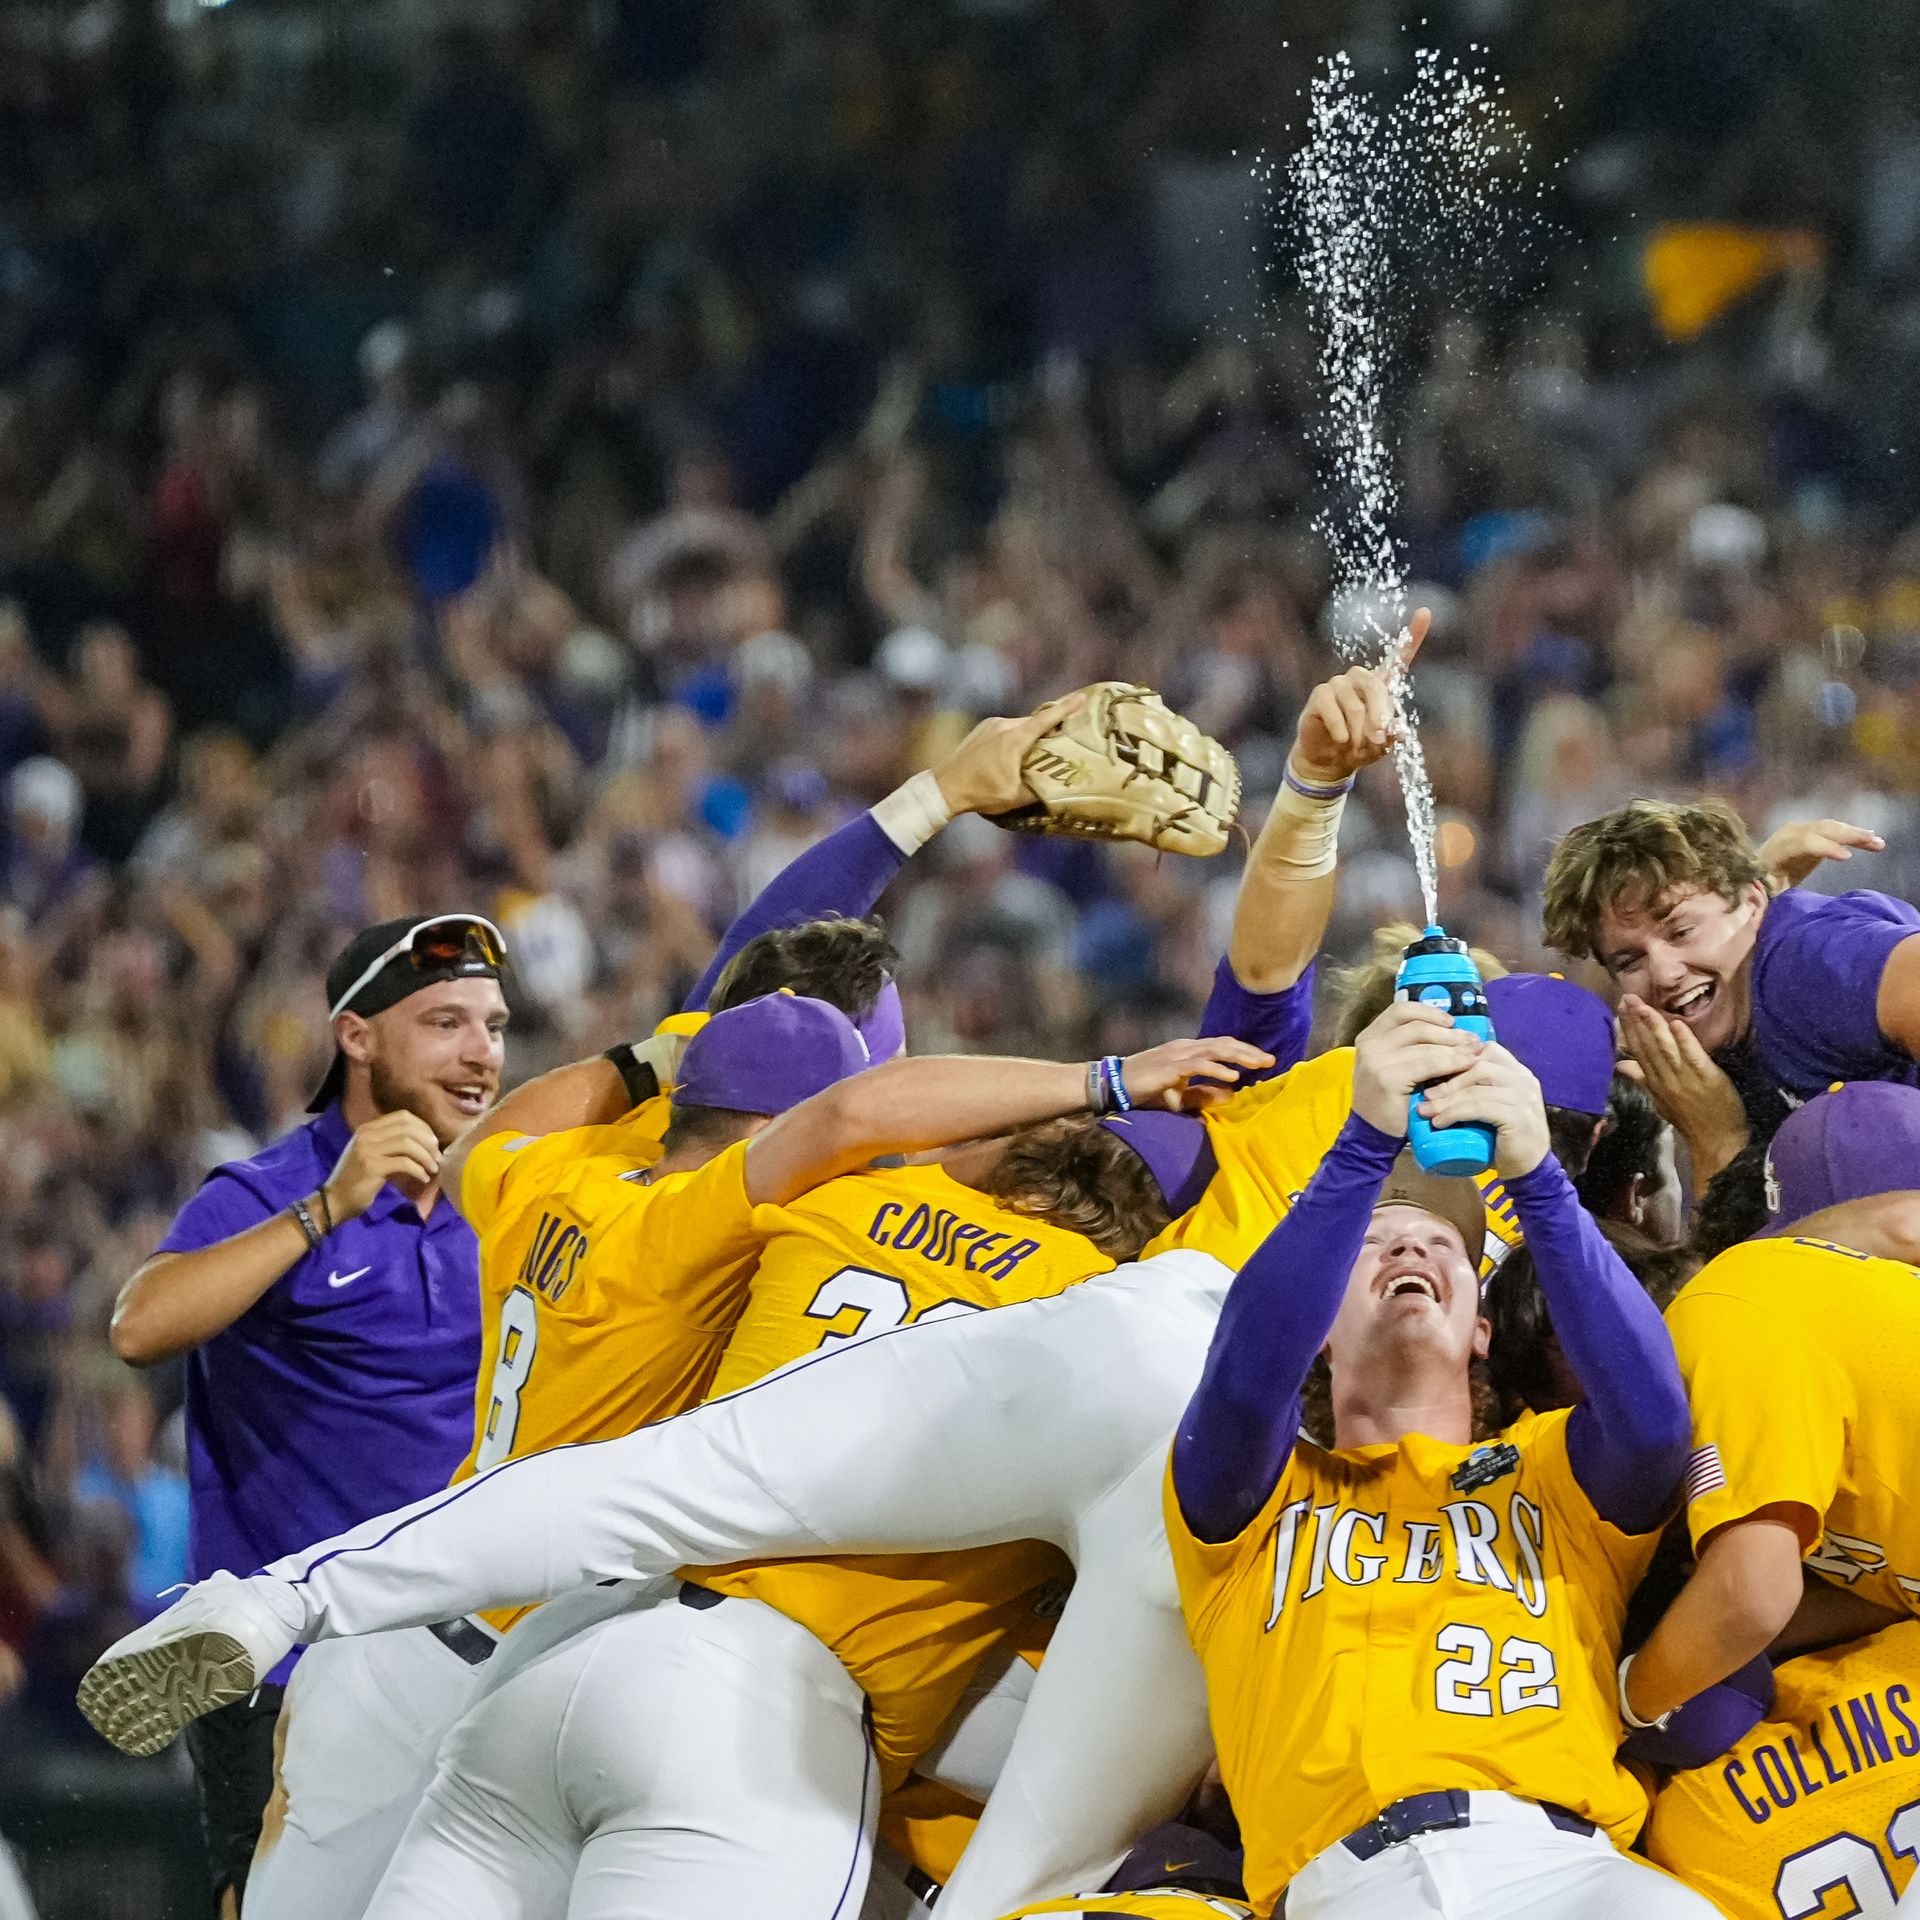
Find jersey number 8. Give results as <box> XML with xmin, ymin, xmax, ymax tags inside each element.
<box><xmin>1774</xmin><ymin>1800</ymin><xmax>1920</xmax><ymax>1918</ymax></box>
<box><xmin>805</xmin><ymin>1265</ymin><xmax>983</xmax><ymax>1349</ymax></box>
<box><xmin>474</xmin><ymin>1288</ymin><xmax>540</xmax><ymax>1472</ymax></box>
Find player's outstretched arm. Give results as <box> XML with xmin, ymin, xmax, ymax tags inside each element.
<box><xmin>742</xmin><ymin>1035</ymin><xmax>1273</xmax><ymax>1207</ymax></box>
<box><xmin>682</xmin><ymin>699</ymin><xmax>1080</xmax><ymax>1011</ymax></box>
<box><xmin>1171</xmin><ymin>1002</ymin><xmax>1473</xmax><ymax>1542</ymax></box>
<box><xmin>1222</xmin><ymin>611</ymin><xmax>1427</xmax><ymax>998</ymax></box>
<box><xmin>1422</xmin><ymin>1043</ymin><xmax>1692</xmax><ymax>1533</ymax></box>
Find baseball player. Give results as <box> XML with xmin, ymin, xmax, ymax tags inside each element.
<box><xmin>1619</xmin><ymin>1081</ymin><xmax>1920</xmax><ymax>1758</ymax></box>
<box><xmin>1543</xmin><ymin>798</ymin><xmax>1913</xmax><ymax>1112</ymax></box>
<box><xmin>1165</xmin><ymin>1009</ymin><xmax>1713</xmax><ymax>1918</ymax></box>
<box><xmin>1643</xmin><ymin>1619</ymin><xmax>1920</xmax><ymax>1920</ymax></box>
<box><xmin>79</xmin><ymin>991</ymin><xmax>1626</xmax><ymax>1920</ymax></box>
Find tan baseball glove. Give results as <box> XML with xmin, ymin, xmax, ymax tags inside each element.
<box><xmin>991</xmin><ymin>683</ymin><xmax>1241</xmax><ymax>857</ymax></box>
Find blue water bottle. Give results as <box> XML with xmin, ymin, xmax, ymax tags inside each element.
<box><xmin>1395</xmin><ymin>926</ymin><xmax>1495</xmax><ymax>1176</ymax></box>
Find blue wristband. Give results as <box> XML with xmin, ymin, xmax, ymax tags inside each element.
<box><xmin>1102</xmin><ymin>1054</ymin><xmax>1133</xmax><ymax>1114</ymax></box>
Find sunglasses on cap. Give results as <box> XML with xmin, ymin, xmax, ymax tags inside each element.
<box><xmin>328</xmin><ymin>914</ymin><xmax>508</xmax><ymax>1021</ymax></box>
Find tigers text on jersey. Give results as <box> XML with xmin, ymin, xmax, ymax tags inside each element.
<box><xmin>1645</xmin><ymin>1621</ymin><xmax>1920</xmax><ymax>1920</ymax></box>
<box><xmin>693</xmin><ymin>1160</ymin><xmax>1108</xmax><ymax>1785</ymax></box>
<box><xmin>1164</xmin><ymin>1408</ymin><xmax>1660</xmax><ymax>1913</ymax></box>
<box><xmin>1665</xmin><ymin>1236</ymin><xmax>1920</xmax><ymax>1617</ymax></box>
<box><xmin>995</xmin><ymin>1893</ymin><xmax>1252</xmax><ymax>1919</ymax></box>
<box><xmin>1143</xmin><ymin>1047</ymin><xmax>1522</xmax><ymax>1275</ymax></box>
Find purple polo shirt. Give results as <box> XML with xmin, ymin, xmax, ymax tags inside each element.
<box><xmin>158</xmin><ymin>1104</ymin><xmax>480</xmax><ymax>1676</ymax></box>
<box><xmin>1750</xmin><ymin>888</ymin><xmax>1920</xmax><ymax>1097</ymax></box>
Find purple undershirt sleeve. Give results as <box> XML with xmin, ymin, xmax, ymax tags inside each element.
<box><xmin>1172</xmin><ymin>1112</ymin><xmax>1403</xmax><ymax>1543</ymax></box>
<box><xmin>1196</xmin><ymin>957</ymin><xmax>1316</xmax><ymax>1081</ymax></box>
<box><xmin>683</xmin><ymin>813</ymin><xmax>910</xmax><ymax>1013</ymax></box>
<box><xmin>1504</xmin><ymin>1154</ymin><xmax>1693</xmax><ymax>1535</ymax></box>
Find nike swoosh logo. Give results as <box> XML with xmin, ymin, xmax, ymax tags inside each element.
<box><xmin>1165</xmin><ymin>1861</ymin><xmax>1197</xmax><ymax>1873</ymax></box>
<box><xmin>327</xmin><ymin>1267</ymin><xmax>372</xmax><ymax>1289</ymax></box>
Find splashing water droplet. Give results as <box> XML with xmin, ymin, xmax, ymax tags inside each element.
<box><xmin>1278</xmin><ymin>49</ymin><xmax>1537</xmax><ymax>925</ymax></box>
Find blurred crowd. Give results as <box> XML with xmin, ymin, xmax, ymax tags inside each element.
<box><xmin>3</xmin><ymin>0</ymin><xmax>1920</xmax><ymax>1779</ymax></box>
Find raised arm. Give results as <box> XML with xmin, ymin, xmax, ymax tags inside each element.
<box><xmin>1172</xmin><ymin>1000</ymin><xmax>1476</xmax><ymax>1542</ymax></box>
<box><xmin>1420</xmin><ymin>1048</ymin><xmax>1692</xmax><ymax>1533</ymax></box>
<box><xmin>684</xmin><ymin>702</ymin><xmax>1080</xmax><ymax>1010</ymax></box>
<box><xmin>1197</xmin><ymin>618</ymin><xmax>1427</xmax><ymax>1079</ymax></box>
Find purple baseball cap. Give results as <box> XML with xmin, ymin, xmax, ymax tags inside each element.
<box><xmin>1485</xmin><ymin>973</ymin><xmax>1615</xmax><ymax>1116</ymax></box>
<box><xmin>675</xmin><ymin>993</ymin><xmax>871</xmax><ymax>1116</ymax></box>
<box><xmin>1759</xmin><ymin>1081</ymin><xmax>1920</xmax><ymax>1236</ymax></box>
<box><xmin>856</xmin><ymin>979</ymin><xmax>907</xmax><ymax>1064</ymax></box>
<box><xmin>1100</xmin><ymin>1109</ymin><xmax>1216</xmax><ymax>1215</ymax></box>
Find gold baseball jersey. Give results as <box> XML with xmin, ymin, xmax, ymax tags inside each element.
<box><xmin>693</xmin><ymin>1161</ymin><xmax>1106</xmax><ymax>1785</ymax></box>
<box><xmin>1165</xmin><ymin>1409</ymin><xmax>1660</xmax><ymax>1911</ymax></box>
<box><xmin>1143</xmin><ymin>1047</ymin><xmax>1522</xmax><ymax>1274</ymax></box>
<box><xmin>996</xmin><ymin>1895</ymin><xmax>1253</xmax><ymax>1919</ymax></box>
<box><xmin>1665</xmin><ymin>1237</ymin><xmax>1920</xmax><ymax>1616</ymax></box>
<box><xmin>1645</xmin><ymin>1622</ymin><xmax>1920</xmax><ymax>1920</ymax></box>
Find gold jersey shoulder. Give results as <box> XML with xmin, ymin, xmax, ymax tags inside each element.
<box><xmin>1665</xmin><ymin>1236</ymin><xmax>1920</xmax><ymax>1617</ymax></box>
<box><xmin>1164</xmin><ymin>1409</ymin><xmax>1658</xmax><ymax>1911</ymax></box>
<box><xmin>455</xmin><ymin>1120</ymin><xmax>758</xmax><ymax>1483</ymax></box>
<box><xmin>1645</xmin><ymin>1621</ymin><xmax>1920</xmax><ymax>1920</ymax></box>
<box><xmin>997</xmin><ymin>1893</ymin><xmax>1252</xmax><ymax>1919</ymax></box>
<box><xmin>697</xmin><ymin>1158</ymin><xmax>1100</xmax><ymax>1786</ymax></box>
<box><xmin>1144</xmin><ymin>1047</ymin><xmax>1521</xmax><ymax>1273</ymax></box>
<box><xmin>708</xmin><ymin>1159</ymin><xmax>1112</xmax><ymax>1396</ymax></box>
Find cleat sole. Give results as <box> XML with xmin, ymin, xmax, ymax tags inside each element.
<box><xmin>77</xmin><ymin>1632</ymin><xmax>257</xmax><ymax>1757</ymax></box>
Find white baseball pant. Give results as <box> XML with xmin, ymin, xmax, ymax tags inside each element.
<box><xmin>1284</xmin><ymin>1793</ymin><xmax>1725</xmax><ymax>1919</ymax></box>
<box><xmin>363</xmin><ymin>1579</ymin><xmax>876</xmax><ymax>1920</ymax></box>
<box><xmin>261</xmin><ymin>1254</ymin><xmax>1232</xmax><ymax>1920</ymax></box>
<box><xmin>246</xmin><ymin>1626</ymin><xmax>489</xmax><ymax>1920</ymax></box>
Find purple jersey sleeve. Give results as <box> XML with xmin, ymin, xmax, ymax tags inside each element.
<box><xmin>1196</xmin><ymin>957</ymin><xmax>1315</xmax><ymax>1081</ymax></box>
<box><xmin>1503</xmin><ymin>1154</ymin><xmax>1692</xmax><ymax>1534</ymax></box>
<box><xmin>1171</xmin><ymin>1111</ymin><xmax>1403</xmax><ymax>1543</ymax></box>
<box><xmin>1750</xmin><ymin>889</ymin><xmax>1920</xmax><ymax>1096</ymax></box>
<box><xmin>157</xmin><ymin>1170</ymin><xmax>282</xmax><ymax>1255</ymax></box>
<box><xmin>684</xmin><ymin>812</ymin><xmax>910</xmax><ymax>1013</ymax></box>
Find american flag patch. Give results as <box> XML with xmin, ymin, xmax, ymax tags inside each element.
<box><xmin>1683</xmin><ymin>1445</ymin><xmax>1727</xmax><ymax>1505</ymax></box>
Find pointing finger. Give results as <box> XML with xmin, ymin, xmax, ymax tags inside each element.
<box><xmin>1395</xmin><ymin>608</ymin><xmax>1430</xmax><ymax>673</ymax></box>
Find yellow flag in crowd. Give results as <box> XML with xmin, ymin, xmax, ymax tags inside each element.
<box><xmin>1643</xmin><ymin>223</ymin><xmax>1826</xmax><ymax>342</ymax></box>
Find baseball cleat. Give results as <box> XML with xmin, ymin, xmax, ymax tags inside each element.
<box><xmin>77</xmin><ymin>1570</ymin><xmax>302</xmax><ymax>1756</ymax></box>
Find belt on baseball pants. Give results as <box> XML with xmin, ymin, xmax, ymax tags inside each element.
<box><xmin>426</xmin><ymin>1617</ymin><xmax>498</xmax><ymax>1666</ymax></box>
<box><xmin>1340</xmin><ymin>1791</ymin><xmax>1596</xmax><ymax>1862</ymax></box>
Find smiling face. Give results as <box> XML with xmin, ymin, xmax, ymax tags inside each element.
<box><xmin>1325</xmin><ymin>1202</ymin><xmax>1488</xmax><ymax>1390</ymax></box>
<box><xmin>342</xmin><ymin>978</ymin><xmax>509</xmax><ymax>1146</ymax></box>
<box><xmin>1594</xmin><ymin>880</ymin><xmax>1768</xmax><ymax>1055</ymax></box>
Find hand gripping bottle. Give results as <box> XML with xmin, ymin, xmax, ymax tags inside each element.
<box><xmin>1395</xmin><ymin>926</ymin><xmax>1495</xmax><ymax>1177</ymax></box>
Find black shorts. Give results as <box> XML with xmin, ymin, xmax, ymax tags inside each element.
<box><xmin>182</xmin><ymin>1684</ymin><xmax>284</xmax><ymax>1912</ymax></box>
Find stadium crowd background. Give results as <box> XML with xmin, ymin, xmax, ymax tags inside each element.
<box><xmin>2</xmin><ymin>0</ymin><xmax>1920</xmax><ymax>1891</ymax></box>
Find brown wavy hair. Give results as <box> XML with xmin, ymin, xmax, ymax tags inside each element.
<box><xmin>1541</xmin><ymin>797</ymin><xmax>1766</xmax><ymax>960</ymax></box>
<box><xmin>985</xmin><ymin>1115</ymin><xmax>1174</xmax><ymax>1262</ymax></box>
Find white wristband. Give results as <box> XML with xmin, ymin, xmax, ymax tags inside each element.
<box><xmin>871</xmin><ymin>769</ymin><xmax>954</xmax><ymax>855</ymax></box>
<box><xmin>1617</xmin><ymin>1653</ymin><xmax>1672</xmax><ymax>1733</ymax></box>
<box><xmin>1258</xmin><ymin>758</ymin><xmax>1352</xmax><ymax>878</ymax></box>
